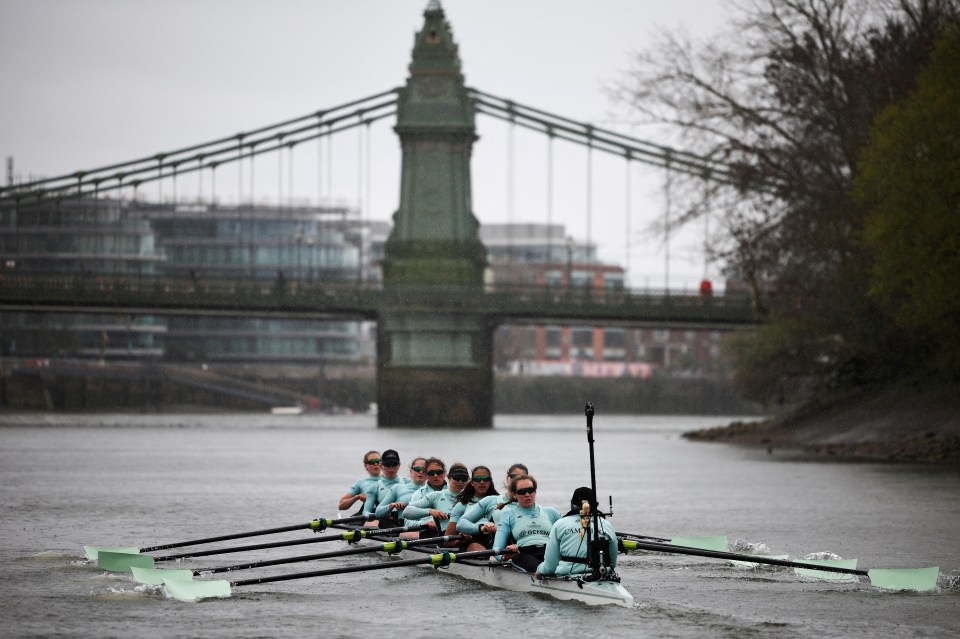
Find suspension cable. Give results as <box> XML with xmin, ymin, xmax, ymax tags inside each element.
<box><xmin>546</xmin><ymin>127</ymin><xmax>554</xmax><ymax>262</ymax></box>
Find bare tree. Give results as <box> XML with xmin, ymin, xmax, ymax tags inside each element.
<box><xmin>613</xmin><ymin>0</ymin><xmax>958</xmax><ymax>401</ymax></box>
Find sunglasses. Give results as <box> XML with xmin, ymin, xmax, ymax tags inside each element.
<box><xmin>508</xmin><ymin>473</ymin><xmax>523</xmax><ymax>479</ymax></box>
<box><xmin>383</xmin><ymin>462</ymin><xmax>399</xmax><ymax>468</ymax></box>
<box><xmin>426</xmin><ymin>469</ymin><xmax>445</xmax><ymax>476</ymax></box>
<box><xmin>449</xmin><ymin>474</ymin><xmax>469</xmax><ymax>482</ymax></box>
<box><xmin>472</xmin><ymin>475</ymin><xmax>491</xmax><ymax>482</ymax></box>
<box><xmin>365</xmin><ymin>458</ymin><xmax>382</xmax><ymax>465</ymax></box>
<box><xmin>411</xmin><ymin>466</ymin><xmax>426</xmax><ymax>472</ymax></box>
<box><xmin>515</xmin><ymin>487</ymin><xmax>536</xmax><ymax>495</ymax></box>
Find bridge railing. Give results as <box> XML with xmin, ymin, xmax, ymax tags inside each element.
<box><xmin>0</xmin><ymin>273</ymin><xmax>758</xmax><ymax>326</ymax></box>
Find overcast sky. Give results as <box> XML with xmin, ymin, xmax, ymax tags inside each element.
<box><xmin>1</xmin><ymin>0</ymin><xmax>732</xmax><ymax>288</ymax></box>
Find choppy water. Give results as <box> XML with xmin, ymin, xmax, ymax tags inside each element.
<box><xmin>1</xmin><ymin>412</ymin><xmax>958</xmax><ymax>638</ymax></box>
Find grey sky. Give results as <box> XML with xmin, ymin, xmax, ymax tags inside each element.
<box><xmin>1</xmin><ymin>0</ymin><xmax>730</xmax><ymax>287</ymax></box>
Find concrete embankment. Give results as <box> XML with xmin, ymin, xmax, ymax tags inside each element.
<box><xmin>683</xmin><ymin>384</ymin><xmax>960</xmax><ymax>465</ymax></box>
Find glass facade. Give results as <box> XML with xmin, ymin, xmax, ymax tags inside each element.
<box><xmin>0</xmin><ymin>196</ymin><xmax>368</xmax><ymax>365</ymax></box>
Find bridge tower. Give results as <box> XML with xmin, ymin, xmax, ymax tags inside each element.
<box><xmin>377</xmin><ymin>1</ymin><xmax>492</xmax><ymax>427</ymax></box>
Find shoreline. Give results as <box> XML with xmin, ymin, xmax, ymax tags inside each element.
<box><xmin>683</xmin><ymin>383</ymin><xmax>960</xmax><ymax>465</ymax></box>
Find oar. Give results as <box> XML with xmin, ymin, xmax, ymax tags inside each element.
<box><xmin>84</xmin><ymin>513</ymin><xmax>375</xmax><ymax>560</ymax></box>
<box><xmin>162</xmin><ymin>547</ymin><xmax>507</xmax><ymax>602</ymax></box>
<box><xmin>130</xmin><ymin>534</ymin><xmax>465</xmax><ymax>585</ymax></box>
<box><xmin>619</xmin><ymin>539</ymin><xmax>939</xmax><ymax>592</ymax></box>
<box><xmin>618</xmin><ymin>531</ymin><xmax>729</xmax><ymax>552</ymax></box>
<box><xmin>97</xmin><ymin>523</ymin><xmax>423</xmax><ymax>572</ymax></box>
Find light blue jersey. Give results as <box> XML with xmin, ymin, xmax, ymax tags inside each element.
<box><xmin>364</xmin><ymin>475</ymin><xmax>401</xmax><ymax>515</ymax></box>
<box><xmin>448</xmin><ymin>495</ymin><xmax>482</xmax><ymax>528</ymax></box>
<box><xmin>374</xmin><ymin>478</ymin><xmax>423</xmax><ymax>519</ymax></box>
<box><xmin>493</xmin><ymin>504</ymin><xmax>561</xmax><ymax>555</ymax></box>
<box><xmin>536</xmin><ymin>514</ymin><xmax>618</xmax><ymax>576</ymax></box>
<box><xmin>457</xmin><ymin>494</ymin><xmax>512</xmax><ymax>535</ymax></box>
<box><xmin>346</xmin><ymin>475</ymin><xmax>381</xmax><ymax>512</ymax></box>
<box><xmin>398</xmin><ymin>483</ymin><xmax>438</xmax><ymax>526</ymax></box>
<box><xmin>402</xmin><ymin>486</ymin><xmax>461</xmax><ymax>526</ymax></box>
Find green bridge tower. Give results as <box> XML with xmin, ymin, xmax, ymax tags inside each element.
<box><xmin>377</xmin><ymin>1</ymin><xmax>492</xmax><ymax>427</ymax></box>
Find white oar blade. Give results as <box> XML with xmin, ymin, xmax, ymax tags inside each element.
<box><xmin>163</xmin><ymin>577</ymin><xmax>232</xmax><ymax>602</ymax></box>
<box><xmin>867</xmin><ymin>566</ymin><xmax>939</xmax><ymax>592</ymax></box>
<box><xmin>98</xmin><ymin>551</ymin><xmax>154</xmax><ymax>572</ymax></box>
<box><xmin>84</xmin><ymin>546</ymin><xmax>139</xmax><ymax>561</ymax></box>
<box><xmin>669</xmin><ymin>535</ymin><xmax>728</xmax><ymax>552</ymax></box>
<box><xmin>131</xmin><ymin>566</ymin><xmax>193</xmax><ymax>585</ymax></box>
<box><xmin>794</xmin><ymin>558</ymin><xmax>858</xmax><ymax>580</ymax></box>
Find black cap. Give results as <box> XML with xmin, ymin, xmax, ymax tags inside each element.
<box><xmin>570</xmin><ymin>486</ymin><xmax>597</xmax><ymax>511</ymax></box>
<box><xmin>448</xmin><ymin>467</ymin><xmax>469</xmax><ymax>481</ymax></box>
<box><xmin>382</xmin><ymin>449</ymin><xmax>400</xmax><ymax>464</ymax></box>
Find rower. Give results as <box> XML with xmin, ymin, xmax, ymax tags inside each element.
<box><xmin>402</xmin><ymin>460</ymin><xmax>469</xmax><ymax>538</ymax></box>
<box><xmin>456</xmin><ymin>463</ymin><xmax>528</xmax><ymax>539</ymax></box>
<box><xmin>338</xmin><ymin>450</ymin><xmax>381</xmax><ymax>512</ymax></box>
<box><xmin>491</xmin><ymin>474</ymin><xmax>561</xmax><ymax>573</ymax></box>
<box><xmin>534</xmin><ymin>487</ymin><xmax>618</xmax><ymax>579</ymax></box>
<box><xmin>446</xmin><ymin>464</ymin><xmax>499</xmax><ymax>549</ymax></box>
<box><xmin>375</xmin><ymin>455</ymin><xmax>427</xmax><ymax>527</ymax></box>
<box><xmin>363</xmin><ymin>449</ymin><xmax>403</xmax><ymax>526</ymax></box>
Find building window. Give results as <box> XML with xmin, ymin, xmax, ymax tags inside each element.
<box><xmin>571</xmin><ymin>327</ymin><xmax>593</xmax><ymax>359</ymax></box>
<box><xmin>603</xmin><ymin>329</ymin><xmax>626</xmax><ymax>361</ymax></box>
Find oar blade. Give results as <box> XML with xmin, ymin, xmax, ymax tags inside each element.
<box><xmin>98</xmin><ymin>551</ymin><xmax>154</xmax><ymax>572</ymax></box>
<box><xmin>794</xmin><ymin>558</ymin><xmax>858</xmax><ymax>580</ymax></box>
<box><xmin>163</xmin><ymin>577</ymin><xmax>232</xmax><ymax>602</ymax></box>
<box><xmin>130</xmin><ymin>566</ymin><xmax>193</xmax><ymax>585</ymax></box>
<box><xmin>84</xmin><ymin>545</ymin><xmax>139</xmax><ymax>561</ymax></box>
<box><xmin>867</xmin><ymin>566</ymin><xmax>939</xmax><ymax>592</ymax></box>
<box><xmin>669</xmin><ymin>535</ymin><xmax>728</xmax><ymax>552</ymax></box>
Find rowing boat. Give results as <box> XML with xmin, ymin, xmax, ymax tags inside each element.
<box><xmin>419</xmin><ymin>552</ymin><xmax>635</xmax><ymax>607</ymax></box>
<box><xmin>350</xmin><ymin>529</ymin><xmax>634</xmax><ymax>607</ymax></box>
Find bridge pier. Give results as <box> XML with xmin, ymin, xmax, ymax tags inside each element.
<box><xmin>377</xmin><ymin>312</ymin><xmax>493</xmax><ymax>427</ymax></box>
<box><xmin>377</xmin><ymin>3</ymin><xmax>492</xmax><ymax>427</ymax></box>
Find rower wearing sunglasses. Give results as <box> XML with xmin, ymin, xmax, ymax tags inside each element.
<box><xmin>362</xmin><ymin>449</ymin><xmax>404</xmax><ymax>525</ymax></box>
<box><xmin>402</xmin><ymin>460</ymin><xmax>469</xmax><ymax>538</ymax></box>
<box><xmin>337</xmin><ymin>450</ymin><xmax>382</xmax><ymax>512</ymax></box>
<box><xmin>374</xmin><ymin>455</ymin><xmax>428</xmax><ymax>530</ymax></box>
<box><xmin>456</xmin><ymin>463</ymin><xmax>528</xmax><ymax>538</ymax></box>
<box><xmin>490</xmin><ymin>474</ymin><xmax>561</xmax><ymax>573</ymax></box>
<box><xmin>444</xmin><ymin>465</ymin><xmax>499</xmax><ymax>550</ymax></box>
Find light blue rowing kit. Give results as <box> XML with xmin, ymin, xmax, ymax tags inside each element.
<box><xmin>456</xmin><ymin>493</ymin><xmax>513</xmax><ymax>535</ymax></box>
<box><xmin>448</xmin><ymin>495</ymin><xmax>481</xmax><ymax>530</ymax></box>
<box><xmin>402</xmin><ymin>487</ymin><xmax>461</xmax><ymax>527</ymax></box>
<box><xmin>347</xmin><ymin>475</ymin><xmax>381</xmax><ymax>511</ymax></box>
<box><xmin>492</xmin><ymin>504</ymin><xmax>561</xmax><ymax>559</ymax></box>
<box><xmin>363</xmin><ymin>475</ymin><xmax>401</xmax><ymax>515</ymax></box>
<box><xmin>374</xmin><ymin>477</ymin><xmax>423</xmax><ymax>519</ymax></box>
<box><xmin>536</xmin><ymin>514</ymin><xmax>618</xmax><ymax>576</ymax></box>
<box><xmin>398</xmin><ymin>483</ymin><xmax>439</xmax><ymax>526</ymax></box>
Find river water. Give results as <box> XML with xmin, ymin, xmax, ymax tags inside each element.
<box><xmin>1</xmin><ymin>412</ymin><xmax>958</xmax><ymax>639</ymax></box>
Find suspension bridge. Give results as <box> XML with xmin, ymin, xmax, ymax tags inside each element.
<box><xmin>0</xmin><ymin>1</ymin><xmax>759</xmax><ymax>426</ymax></box>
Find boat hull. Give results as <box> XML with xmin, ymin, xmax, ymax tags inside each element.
<box><xmin>434</xmin><ymin>558</ymin><xmax>635</xmax><ymax>607</ymax></box>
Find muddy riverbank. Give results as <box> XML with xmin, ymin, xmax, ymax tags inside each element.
<box><xmin>684</xmin><ymin>383</ymin><xmax>960</xmax><ymax>465</ymax></box>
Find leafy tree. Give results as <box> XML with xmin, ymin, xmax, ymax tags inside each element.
<box><xmin>613</xmin><ymin>0</ymin><xmax>958</xmax><ymax>402</ymax></box>
<box><xmin>856</xmin><ymin>24</ymin><xmax>960</xmax><ymax>377</ymax></box>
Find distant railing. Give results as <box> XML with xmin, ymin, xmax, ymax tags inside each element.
<box><xmin>0</xmin><ymin>273</ymin><xmax>759</xmax><ymax>328</ymax></box>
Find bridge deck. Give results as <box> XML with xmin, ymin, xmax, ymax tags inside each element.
<box><xmin>0</xmin><ymin>275</ymin><xmax>758</xmax><ymax>328</ymax></box>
